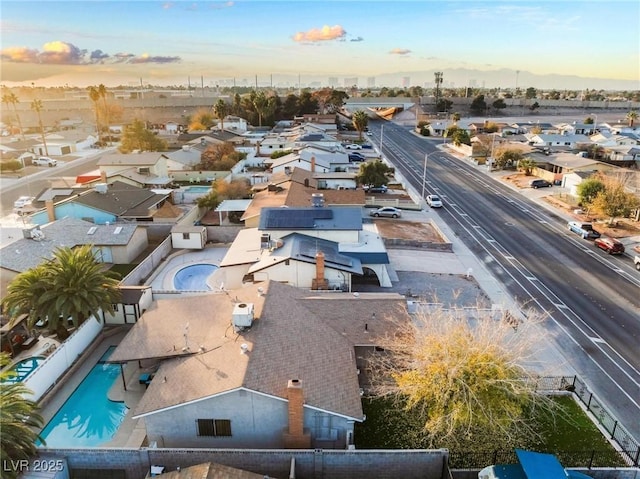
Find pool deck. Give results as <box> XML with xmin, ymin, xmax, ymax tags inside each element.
<box><xmin>148</xmin><ymin>245</ymin><xmax>229</xmax><ymax>291</ymax></box>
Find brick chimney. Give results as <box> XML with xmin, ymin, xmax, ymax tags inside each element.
<box><xmin>310</xmin><ymin>155</ymin><xmax>316</xmax><ymax>172</ymax></box>
<box><xmin>311</xmin><ymin>251</ymin><xmax>328</xmax><ymax>290</ymax></box>
<box><xmin>100</xmin><ymin>170</ymin><xmax>108</xmax><ymax>183</ymax></box>
<box><xmin>283</xmin><ymin>379</ymin><xmax>311</xmax><ymax>448</ymax></box>
<box><xmin>45</xmin><ymin>199</ymin><xmax>55</xmax><ymax>223</ymax></box>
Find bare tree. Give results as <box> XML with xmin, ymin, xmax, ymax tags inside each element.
<box><xmin>367</xmin><ymin>304</ymin><xmax>559</xmax><ymax>449</ymax></box>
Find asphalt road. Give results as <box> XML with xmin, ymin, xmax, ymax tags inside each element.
<box><xmin>0</xmin><ymin>153</ymin><xmax>104</xmax><ymax>216</ymax></box>
<box><xmin>369</xmin><ymin>120</ymin><xmax>640</xmax><ymax>443</ymax></box>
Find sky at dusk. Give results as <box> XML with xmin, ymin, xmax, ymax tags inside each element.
<box><xmin>1</xmin><ymin>0</ymin><xmax>639</xmax><ymax>89</ymax></box>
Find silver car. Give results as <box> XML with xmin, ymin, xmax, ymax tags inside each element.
<box><xmin>369</xmin><ymin>207</ymin><xmax>402</xmax><ymax>218</ymax></box>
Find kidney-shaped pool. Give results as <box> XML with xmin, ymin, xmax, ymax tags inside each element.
<box><xmin>173</xmin><ymin>264</ymin><xmax>218</xmax><ymax>291</ymax></box>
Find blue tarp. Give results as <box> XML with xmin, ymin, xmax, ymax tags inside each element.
<box><xmin>515</xmin><ymin>449</ymin><xmax>568</xmax><ymax>479</ymax></box>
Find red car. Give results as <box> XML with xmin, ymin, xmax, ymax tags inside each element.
<box><xmin>594</xmin><ymin>237</ymin><xmax>625</xmax><ymax>255</ymax></box>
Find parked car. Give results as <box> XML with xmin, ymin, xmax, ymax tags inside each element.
<box><xmin>13</xmin><ymin>195</ymin><xmax>35</xmax><ymax>210</ymax></box>
<box><xmin>530</xmin><ymin>179</ymin><xmax>552</xmax><ymax>188</ymax></box>
<box><xmin>426</xmin><ymin>194</ymin><xmax>443</xmax><ymax>208</ymax></box>
<box><xmin>594</xmin><ymin>237</ymin><xmax>625</xmax><ymax>255</ymax></box>
<box><xmin>635</xmin><ymin>255</ymin><xmax>640</xmax><ymax>271</ymax></box>
<box><xmin>568</xmin><ymin>221</ymin><xmax>601</xmax><ymax>239</ymax></box>
<box><xmin>348</xmin><ymin>152</ymin><xmax>366</xmax><ymax>162</ymax></box>
<box><xmin>344</xmin><ymin>143</ymin><xmax>362</xmax><ymax>150</ymax></box>
<box><xmin>363</xmin><ymin>184</ymin><xmax>388</xmax><ymax>193</ymax></box>
<box><xmin>32</xmin><ymin>157</ymin><xmax>58</xmax><ymax>167</ymax></box>
<box><xmin>361</xmin><ymin>143</ymin><xmax>373</xmax><ymax>149</ymax></box>
<box><xmin>369</xmin><ymin>207</ymin><xmax>402</xmax><ymax>218</ymax></box>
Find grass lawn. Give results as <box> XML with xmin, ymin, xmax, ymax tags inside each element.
<box><xmin>355</xmin><ymin>395</ymin><xmax>626</xmax><ymax>467</ymax></box>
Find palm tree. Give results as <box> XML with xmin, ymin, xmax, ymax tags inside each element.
<box><xmin>626</xmin><ymin>110</ymin><xmax>638</xmax><ymax>127</ymax></box>
<box><xmin>252</xmin><ymin>90</ymin><xmax>269</xmax><ymax>127</ymax></box>
<box><xmin>2</xmin><ymin>92</ymin><xmax>25</xmax><ymax>140</ymax></box>
<box><xmin>352</xmin><ymin>110</ymin><xmax>369</xmax><ymax>141</ymax></box>
<box><xmin>88</xmin><ymin>86</ymin><xmax>102</xmax><ymax>145</ymax></box>
<box><xmin>213</xmin><ymin>99</ymin><xmax>228</xmax><ymax>131</ymax></box>
<box><xmin>452</xmin><ymin>112</ymin><xmax>461</xmax><ymax>123</ymax></box>
<box><xmin>518</xmin><ymin>157</ymin><xmax>537</xmax><ymax>176</ymax></box>
<box><xmin>0</xmin><ymin>353</ymin><xmax>45</xmax><ymax>478</ymax></box>
<box><xmin>98</xmin><ymin>84</ymin><xmax>110</xmax><ymax>143</ymax></box>
<box><xmin>3</xmin><ymin>245</ymin><xmax>121</xmax><ymax>338</ymax></box>
<box><xmin>30</xmin><ymin>99</ymin><xmax>49</xmax><ymax>156</ymax></box>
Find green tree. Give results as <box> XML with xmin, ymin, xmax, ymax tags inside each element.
<box><xmin>525</xmin><ymin>87</ymin><xmax>537</xmax><ymax>99</ymax></box>
<box><xmin>517</xmin><ymin>157</ymin><xmax>537</xmax><ymax>176</ymax></box>
<box><xmin>213</xmin><ymin>99</ymin><xmax>229</xmax><ymax>131</ymax></box>
<box><xmin>312</xmin><ymin>88</ymin><xmax>348</xmax><ymax>114</ymax></box>
<box><xmin>3</xmin><ymin>245</ymin><xmax>121</xmax><ymax>337</ymax></box>
<box><xmin>368</xmin><ymin>308</ymin><xmax>557</xmax><ymax>449</ymax></box>
<box><xmin>2</xmin><ymin>92</ymin><xmax>25</xmax><ymax>140</ymax></box>
<box><xmin>198</xmin><ymin>142</ymin><xmax>246</xmax><ymax>171</ymax></box>
<box><xmin>30</xmin><ymin>99</ymin><xmax>49</xmax><ymax>156</ymax></box>
<box><xmin>196</xmin><ymin>190</ymin><xmax>219</xmax><ymax>209</ymax></box>
<box><xmin>98</xmin><ymin>84</ymin><xmax>111</xmax><ymax>142</ymax></box>
<box><xmin>591</xmin><ymin>176</ymin><xmax>640</xmax><ymax>225</ymax></box>
<box><xmin>88</xmin><ymin>86</ymin><xmax>103</xmax><ymax>145</ymax></box>
<box><xmin>626</xmin><ymin>110</ymin><xmax>638</xmax><ymax>127</ymax></box>
<box><xmin>451</xmin><ymin>112</ymin><xmax>461</xmax><ymax>123</ymax></box>
<box><xmin>120</xmin><ymin>119</ymin><xmax>167</xmax><ymax>153</ymax></box>
<box><xmin>357</xmin><ymin>160</ymin><xmax>391</xmax><ymax>188</ymax></box>
<box><xmin>494</xmin><ymin>148</ymin><xmax>523</xmax><ymax>169</ymax></box>
<box><xmin>492</xmin><ymin>99</ymin><xmax>507</xmax><ymax>112</ymax></box>
<box><xmin>352</xmin><ymin>110</ymin><xmax>369</xmax><ymax>141</ymax></box>
<box><xmin>0</xmin><ymin>353</ymin><xmax>45</xmax><ymax>479</ymax></box>
<box><xmin>445</xmin><ymin>126</ymin><xmax>471</xmax><ymax>146</ymax></box>
<box><xmin>529</xmin><ymin>101</ymin><xmax>540</xmax><ymax>112</ymax></box>
<box><xmin>252</xmin><ymin>90</ymin><xmax>269</xmax><ymax>127</ymax></box>
<box><xmin>469</xmin><ymin>95</ymin><xmax>487</xmax><ymax>115</ymax></box>
<box><xmin>436</xmin><ymin>98</ymin><xmax>453</xmax><ymax>113</ymax></box>
<box><xmin>189</xmin><ymin>108</ymin><xmax>215</xmax><ymax>131</ymax></box>
<box><xmin>576</xmin><ymin>176</ymin><xmax>606</xmax><ymax>206</ymax></box>
<box><xmin>584</xmin><ymin>116</ymin><xmax>594</xmax><ymax>124</ymax></box>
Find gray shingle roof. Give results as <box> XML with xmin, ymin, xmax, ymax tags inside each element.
<box><xmin>109</xmin><ymin>281</ymin><xmax>410</xmax><ymax>420</ymax></box>
<box><xmin>72</xmin><ymin>181</ymin><xmax>167</xmax><ymax>217</ymax></box>
<box><xmin>0</xmin><ymin>217</ymin><xmax>138</xmax><ymax>273</ymax></box>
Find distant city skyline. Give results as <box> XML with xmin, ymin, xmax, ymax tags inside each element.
<box><xmin>1</xmin><ymin>1</ymin><xmax>639</xmax><ymax>90</ymax></box>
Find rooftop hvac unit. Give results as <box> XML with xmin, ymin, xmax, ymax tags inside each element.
<box><xmin>311</xmin><ymin>193</ymin><xmax>324</xmax><ymax>207</ymax></box>
<box><xmin>94</xmin><ymin>183</ymin><xmax>108</xmax><ymax>194</ymax></box>
<box><xmin>232</xmin><ymin>303</ymin><xmax>254</xmax><ymax>329</ymax></box>
<box><xmin>260</xmin><ymin>233</ymin><xmax>271</xmax><ymax>249</ymax></box>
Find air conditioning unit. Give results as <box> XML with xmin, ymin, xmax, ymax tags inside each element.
<box><xmin>232</xmin><ymin>303</ymin><xmax>254</xmax><ymax>329</ymax></box>
<box><xmin>94</xmin><ymin>183</ymin><xmax>108</xmax><ymax>194</ymax></box>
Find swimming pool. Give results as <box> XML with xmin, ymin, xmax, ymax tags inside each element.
<box><xmin>184</xmin><ymin>185</ymin><xmax>211</xmax><ymax>193</ymax></box>
<box><xmin>173</xmin><ymin>264</ymin><xmax>218</xmax><ymax>290</ymax></box>
<box><xmin>1</xmin><ymin>356</ymin><xmax>45</xmax><ymax>383</ymax></box>
<box><xmin>37</xmin><ymin>346</ymin><xmax>128</xmax><ymax>448</ymax></box>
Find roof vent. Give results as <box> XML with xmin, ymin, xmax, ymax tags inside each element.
<box><xmin>232</xmin><ymin>303</ymin><xmax>254</xmax><ymax>330</ymax></box>
<box><xmin>311</xmin><ymin>193</ymin><xmax>324</xmax><ymax>208</ymax></box>
<box><xmin>94</xmin><ymin>183</ymin><xmax>108</xmax><ymax>194</ymax></box>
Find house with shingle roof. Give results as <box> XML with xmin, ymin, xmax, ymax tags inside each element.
<box><xmin>0</xmin><ymin>217</ymin><xmax>148</xmax><ymax>300</ymax></box>
<box><xmin>97</xmin><ymin>152</ymin><xmax>173</xmax><ymax>187</ymax></box>
<box><xmin>107</xmin><ymin>280</ymin><xmax>409</xmax><ymax>449</ymax></box>
<box><xmin>29</xmin><ymin>181</ymin><xmax>173</xmax><ymax>226</ymax></box>
<box><xmin>220</xmin><ymin>206</ymin><xmax>391</xmax><ymax>290</ymax></box>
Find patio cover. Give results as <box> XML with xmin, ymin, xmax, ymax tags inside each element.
<box><xmin>213</xmin><ymin>199</ymin><xmax>251</xmax><ymax>224</ymax></box>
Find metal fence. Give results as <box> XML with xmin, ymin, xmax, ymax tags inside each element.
<box><xmin>448</xmin><ymin>375</ymin><xmax>640</xmax><ymax>469</ymax></box>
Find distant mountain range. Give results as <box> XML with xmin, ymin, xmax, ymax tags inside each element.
<box><xmin>369</xmin><ymin>68</ymin><xmax>639</xmax><ymax>91</ymax></box>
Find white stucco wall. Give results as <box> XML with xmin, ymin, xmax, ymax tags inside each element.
<box><xmin>253</xmin><ymin>261</ymin><xmax>348</xmax><ymax>290</ymax></box>
<box><xmin>266</xmin><ymin>229</ymin><xmax>359</xmax><ymax>244</ymax></box>
<box><xmin>143</xmin><ymin>388</ymin><xmax>355</xmax><ymax>449</ymax></box>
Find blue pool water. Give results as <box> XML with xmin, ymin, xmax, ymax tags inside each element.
<box><xmin>38</xmin><ymin>346</ymin><xmax>128</xmax><ymax>448</ymax></box>
<box><xmin>173</xmin><ymin>264</ymin><xmax>218</xmax><ymax>290</ymax></box>
<box><xmin>1</xmin><ymin>356</ymin><xmax>45</xmax><ymax>383</ymax></box>
<box><xmin>184</xmin><ymin>186</ymin><xmax>211</xmax><ymax>193</ymax></box>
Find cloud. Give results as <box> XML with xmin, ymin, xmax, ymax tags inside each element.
<box><xmin>350</xmin><ymin>36</ymin><xmax>364</xmax><ymax>42</ymax></box>
<box><xmin>0</xmin><ymin>41</ymin><xmax>181</xmax><ymax>65</ymax></box>
<box><xmin>292</xmin><ymin>25</ymin><xmax>346</xmax><ymax>43</ymax></box>
<box><xmin>389</xmin><ymin>48</ymin><xmax>411</xmax><ymax>55</ymax></box>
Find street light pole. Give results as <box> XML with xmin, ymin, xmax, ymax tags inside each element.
<box><xmin>421</xmin><ymin>152</ymin><xmax>430</xmax><ymax>199</ymax></box>
<box><xmin>380</xmin><ymin>124</ymin><xmax>384</xmax><ymax>155</ymax></box>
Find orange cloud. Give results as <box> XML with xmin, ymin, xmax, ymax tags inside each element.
<box><xmin>389</xmin><ymin>48</ymin><xmax>411</xmax><ymax>55</ymax></box>
<box><xmin>0</xmin><ymin>46</ymin><xmax>39</xmax><ymax>63</ymax></box>
<box><xmin>292</xmin><ymin>25</ymin><xmax>346</xmax><ymax>42</ymax></box>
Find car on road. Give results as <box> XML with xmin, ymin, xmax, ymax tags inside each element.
<box><xmin>594</xmin><ymin>237</ymin><xmax>625</xmax><ymax>255</ymax></box>
<box><xmin>344</xmin><ymin>143</ymin><xmax>362</xmax><ymax>150</ymax></box>
<box><xmin>369</xmin><ymin>206</ymin><xmax>402</xmax><ymax>218</ymax></box>
<box><xmin>32</xmin><ymin>157</ymin><xmax>58</xmax><ymax>167</ymax></box>
<box><xmin>530</xmin><ymin>179</ymin><xmax>552</xmax><ymax>188</ymax></box>
<box><xmin>426</xmin><ymin>194</ymin><xmax>443</xmax><ymax>208</ymax></box>
<box><xmin>363</xmin><ymin>184</ymin><xmax>388</xmax><ymax>193</ymax></box>
<box><xmin>568</xmin><ymin>221</ymin><xmax>601</xmax><ymax>239</ymax></box>
<box><xmin>361</xmin><ymin>143</ymin><xmax>373</xmax><ymax>149</ymax></box>
<box><xmin>348</xmin><ymin>152</ymin><xmax>366</xmax><ymax>162</ymax></box>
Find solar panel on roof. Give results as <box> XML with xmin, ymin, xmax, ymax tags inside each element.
<box><xmin>263</xmin><ymin>208</ymin><xmax>333</xmax><ymax>229</ymax></box>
